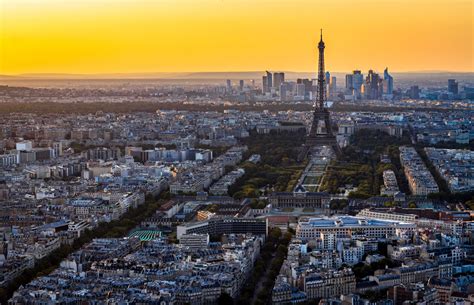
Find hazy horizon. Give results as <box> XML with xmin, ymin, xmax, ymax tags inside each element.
<box><xmin>1</xmin><ymin>70</ymin><xmax>473</xmax><ymax>80</ymax></box>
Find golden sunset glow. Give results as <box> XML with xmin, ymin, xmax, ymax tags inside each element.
<box><xmin>0</xmin><ymin>0</ymin><xmax>472</xmax><ymax>74</ymax></box>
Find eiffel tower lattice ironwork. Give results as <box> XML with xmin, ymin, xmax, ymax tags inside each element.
<box><xmin>299</xmin><ymin>30</ymin><xmax>340</xmax><ymax>161</ymax></box>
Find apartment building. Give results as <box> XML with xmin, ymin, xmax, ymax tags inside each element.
<box><xmin>399</xmin><ymin>146</ymin><xmax>439</xmax><ymax>195</ymax></box>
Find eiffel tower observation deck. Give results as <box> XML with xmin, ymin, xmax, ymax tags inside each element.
<box><xmin>299</xmin><ymin>30</ymin><xmax>340</xmax><ymax>161</ymax></box>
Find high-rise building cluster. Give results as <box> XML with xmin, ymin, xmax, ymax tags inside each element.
<box><xmin>257</xmin><ymin>67</ymin><xmax>397</xmax><ymax>102</ymax></box>
<box><xmin>263</xmin><ymin>71</ymin><xmax>295</xmax><ymax>101</ymax></box>
<box><xmin>220</xmin><ymin>69</ymin><xmax>472</xmax><ymax>103</ymax></box>
<box><xmin>261</xmin><ymin>70</ymin><xmax>339</xmax><ymax>102</ymax></box>
<box><xmin>344</xmin><ymin>68</ymin><xmax>394</xmax><ymax>100</ymax></box>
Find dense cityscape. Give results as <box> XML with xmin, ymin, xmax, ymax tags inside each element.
<box><xmin>1</xmin><ymin>0</ymin><xmax>473</xmax><ymax>301</ymax></box>
<box><xmin>0</xmin><ymin>34</ymin><xmax>473</xmax><ymax>304</ymax></box>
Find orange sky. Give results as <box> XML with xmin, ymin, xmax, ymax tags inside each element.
<box><xmin>0</xmin><ymin>0</ymin><xmax>472</xmax><ymax>74</ymax></box>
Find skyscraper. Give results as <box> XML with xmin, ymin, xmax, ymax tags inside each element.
<box><xmin>273</xmin><ymin>72</ymin><xmax>285</xmax><ymax>91</ymax></box>
<box><xmin>296</xmin><ymin>83</ymin><xmax>306</xmax><ymax>98</ymax></box>
<box><xmin>298</xmin><ymin>78</ymin><xmax>314</xmax><ymax>100</ymax></box>
<box><xmin>266</xmin><ymin>71</ymin><xmax>273</xmax><ymax>91</ymax></box>
<box><xmin>325</xmin><ymin>72</ymin><xmax>331</xmax><ymax>85</ymax></box>
<box><xmin>280</xmin><ymin>82</ymin><xmax>289</xmax><ymax>101</ymax></box>
<box><xmin>408</xmin><ymin>85</ymin><xmax>420</xmax><ymax>99</ymax></box>
<box><xmin>262</xmin><ymin>75</ymin><xmax>268</xmax><ymax>93</ymax></box>
<box><xmin>226</xmin><ymin>79</ymin><xmax>232</xmax><ymax>93</ymax></box>
<box><xmin>239</xmin><ymin>80</ymin><xmax>244</xmax><ymax>92</ymax></box>
<box><xmin>345</xmin><ymin>74</ymin><xmax>354</xmax><ymax>93</ymax></box>
<box><xmin>352</xmin><ymin>70</ymin><xmax>364</xmax><ymax>96</ymax></box>
<box><xmin>384</xmin><ymin>67</ymin><xmax>394</xmax><ymax>94</ymax></box>
<box><xmin>448</xmin><ymin>79</ymin><xmax>458</xmax><ymax>95</ymax></box>
<box><xmin>325</xmin><ymin>72</ymin><xmax>331</xmax><ymax>97</ymax></box>
<box><xmin>326</xmin><ymin>74</ymin><xmax>336</xmax><ymax>98</ymax></box>
<box><xmin>366</xmin><ymin>70</ymin><xmax>382</xmax><ymax>99</ymax></box>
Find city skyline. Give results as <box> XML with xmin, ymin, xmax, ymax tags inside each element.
<box><xmin>1</xmin><ymin>0</ymin><xmax>472</xmax><ymax>75</ymax></box>
<box><xmin>1</xmin><ymin>1</ymin><xmax>473</xmax><ymax>304</ymax></box>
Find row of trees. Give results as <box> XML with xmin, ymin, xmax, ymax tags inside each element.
<box><xmin>0</xmin><ymin>101</ymin><xmax>315</xmax><ymax>115</ymax></box>
<box><xmin>237</xmin><ymin>227</ymin><xmax>292</xmax><ymax>305</ymax></box>
<box><xmin>0</xmin><ymin>192</ymin><xmax>168</xmax><ymax>303</ymax></box>
<box><xmin>416</xmin><ymin>146</ymin><xmax>450</xmax><ymax>194</ymax></box>
<box><xmin>229</xmin><ymin>130</ymin><xmax>306</xmax><ymax>199</ymax></box>
<box><xmin>249</xmin><ymin>198</ymin><xmax>268</xmax><ymax>209</ymax></box>
<box><xmin>321</xmin><ymin>129</ymin><xmax>412</xmax><ymax>198</ymax></box>
<box><xmin>2</xmin><ymin>100</ymin><xmax>456</xmax><ymax>116</ymax></box>
<box><xmin>329</xmin><ymin>199</ymin><xmax>349</xmax><ymax>210</ymax></box>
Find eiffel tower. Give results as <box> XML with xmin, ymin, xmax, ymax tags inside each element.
<box><xmin>299</xmin><ymin>30</ymin><xmax>340</xmax><ymax>161</ymax></box>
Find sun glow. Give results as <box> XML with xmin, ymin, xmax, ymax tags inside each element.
<box><xmin>0</xmin><ymin>0</ymin><xmax>472</xmax><ymax>74</ymax></box>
